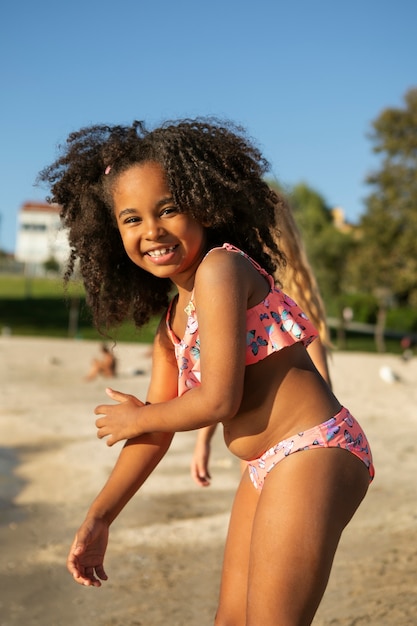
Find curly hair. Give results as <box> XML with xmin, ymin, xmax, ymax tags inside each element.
<box><xmin>38</xmin><ymin>117</ymin><xmax>287</xmax><ymax>331</ymax></box>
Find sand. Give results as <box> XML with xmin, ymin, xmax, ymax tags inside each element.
<box><xmin>0</xmin><ymin>336</ymin><xmax>416</xmax><ymax>625</ymax></box>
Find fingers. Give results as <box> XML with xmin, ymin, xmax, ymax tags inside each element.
<box><xmin>94</xmin><ymin>408</ymin><xmax>118</xmax><ymax>444</ymax></box>
<box><xmin>67</xmin><ymin>538</ymin><xmax>108</xmax><ymax>587</ymax></box>
<box><xmin>67</xmin><ymin>546</ymin><xmax>101</xmax><ymax>587</ymax></box>
<box><xmin>94</xmin><ymin>564</ymin><xmax>108</xmax><ymax>582</ymax></box>
<box><xmin>95</xmin><ymin>420</ymin><xmax>116</xmax><ymax>446</ymax></box>
<box><xmin>94</xmin><ymin>389</ymin><xmax>144</xmax><ymax>446</ymax></box>
<box><xmin>93</xmin><ymin>389</ymin><xmax>128</xmax><ymax>416</ymax></box>
<box><xmin>95</xmin><ymin>416</ymin><xmax>109</xmax><ymax>435</ymax></box>
<box><xmin>71</xmin><ymin>568</ymin><xmax>102</xmax><ymax>587</ymax></box>
<box><xmin>95</xmin><ymin>417</ymin><xmax>108</xmax><ymax>438</ymax></box>
<box><xmin>199</xmin><ymin>472</ymin><xmax>212</xmax><ymax>487</ymax></box>
<box><xmin>94</xmin><ymin>403</ymin><xmax>110</xmax><ymax>416</ymax></box>
<box><xmin>97</xmin><ymin>388</ymin><xmax>143</xmax><ymax>410</ymax></box>
<box><xmin>105</xmin><ymin>387</ymin><xmax>130</xmax><ymax>402</ymax></box>
<box><xmin>191</xmin><ymin>463</ymin><xmax>211</xmax><ymax>487</ymax></box>
<box><xmin>196</xmin><ymin>475</ymin><xmax>211</xmax><ymax>487</ymax></box>
<box><xmin>70</xmin><ymin>566</ymin><xmax>106</xmax><ymax>587</ymax></box>
<box><xmin>94</xmin><ymin>392</ymin><xmax>136</xmax><ymax>417</ymax></box>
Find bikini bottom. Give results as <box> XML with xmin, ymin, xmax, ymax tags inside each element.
<box><xmin>247</xmin><ymin>406</ymin><xmax>375</xmax><ymax>491</ymax></box>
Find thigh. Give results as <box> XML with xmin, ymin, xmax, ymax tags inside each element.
<box><xmin>247</xmin><ymin>448</ymin><xmax>370</xmax><ymax>626</ymax></box>
<box><xmin>216</xmin><ymin>468</ymin><xmax>259</xmax><ymax>625</ymax></box>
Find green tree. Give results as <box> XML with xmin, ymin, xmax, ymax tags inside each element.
<box><xmin>43</xmin><ymin>256</ymin><xmax>60</xmax><ymax>274</ymax></box>
<box><xmin>269</xmin><ymin>180</ymin><xmax>356</xmax><ymax>346</ymax></box>
<box><xmin>288</xmin><ymin>183</ymin><xmax>354</xmax><ymax>310</ymax></box>
<box><xmin>350</xmin><ymin>87</ymin><xmax>417</xmax><ymax>349</ymax></box>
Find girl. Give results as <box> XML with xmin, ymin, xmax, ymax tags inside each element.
<box><xmin>39</xmin><ymin>118</ymin><xmax>374</xmax><ymax>626</ymax></box>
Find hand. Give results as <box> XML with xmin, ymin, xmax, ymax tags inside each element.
<box><xmin>191</xmin><ymin>440</ymin><xmax>212</xmax><ymax>487</ymax></box>
<box><xmin>67</xmin><ymin>517</ymin><xmax>109</xmax><ymax>587</ymax></box>
<box><xmin>95</xmin><ymin>388</ymin><xmax>145</xmax><ymax>446</ymax></box>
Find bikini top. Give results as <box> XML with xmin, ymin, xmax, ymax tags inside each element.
<box><xmin>166</xmin><ymin>243</ymin><xmax>318</xmax><ymax>397</ymax></box>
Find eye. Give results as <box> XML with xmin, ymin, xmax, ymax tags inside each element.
<box><xmin>124</xmin><ymin>215</ymin><xmax>142</xmax><ymax>224</ymax></box>
<box><xmin>160</xmin><ymin>205</ymin><xmax>179</xmax><ymax>217</ymax></box>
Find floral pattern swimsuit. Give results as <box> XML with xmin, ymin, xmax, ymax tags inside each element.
<box><xmin>166</xmin><ymin>243</ymin><xmax>375</xmax><ymax>490</ymax></box>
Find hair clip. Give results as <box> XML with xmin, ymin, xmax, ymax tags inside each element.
<box><xmin>104</xmin><ymin>165</ymin><xmax>112</xmax><ymax>175</ymax></box>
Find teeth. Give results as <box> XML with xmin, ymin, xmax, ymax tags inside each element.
<box><xmin>148</xmin><ymin>246</ymin><xmax>176</xmax><ymax>258</ymax></box>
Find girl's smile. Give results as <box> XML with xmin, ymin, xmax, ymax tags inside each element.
<box><xmin>113</xmin><ymin>162</ymin><xmax>207</xmax><ymax>288</ymax></box>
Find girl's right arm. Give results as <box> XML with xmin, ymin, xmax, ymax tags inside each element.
<box><xmin>190</xmin><ymin>336</ymin><xmax>332</xmax><ymax>487</ymax></box>
<box><xmin>67</xmin><ymin>320</ymin><xmax>179</xmax><ymax>587</ymax></box>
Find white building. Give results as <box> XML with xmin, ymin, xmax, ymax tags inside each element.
<box><xmin>15</xmin><ymin>201</ymin><xmax>70</xmax><ymax>268</ymax></box>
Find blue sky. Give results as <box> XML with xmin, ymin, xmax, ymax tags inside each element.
<box><xmin>1</xmin><ymin>0</ymin><xmax>416</xmax><ymax>253</ymax></box>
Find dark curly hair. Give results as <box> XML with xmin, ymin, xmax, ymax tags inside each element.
<box><xmin>38</xmin><ymin>117</ymin><xmax>287</xmax><ymax>331</ymax></box>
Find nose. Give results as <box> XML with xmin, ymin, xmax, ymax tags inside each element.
<box><xmin>144</xmin><ymin>216</ymin><xmax>165</xmax><ymax>239</ymax></box>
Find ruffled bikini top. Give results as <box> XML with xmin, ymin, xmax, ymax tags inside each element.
<box><xmin>166</xmin><ymin>243</ymin><xmax>318</xmax><ymax>397</ymax></box>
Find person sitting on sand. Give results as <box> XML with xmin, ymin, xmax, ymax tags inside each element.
<box><xmin>85</xmin><ymin>344</ymin><xmax>117</xmax><ymax>381</ymax></box>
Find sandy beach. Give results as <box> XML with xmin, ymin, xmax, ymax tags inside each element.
<box><xmin>0</xmin><ymin>335</ymin><xmax>416</xmax><ymax>625</ymax></box>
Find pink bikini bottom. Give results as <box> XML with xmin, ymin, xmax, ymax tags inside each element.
<box><xmin>247</xmin><ymin>406</ymin><xmax>375</xmax><ymax>490</ymax></box>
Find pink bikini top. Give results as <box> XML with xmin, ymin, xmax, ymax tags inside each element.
<box><xmin>166</xmin><ymin>243</ymin><xmax>318</xmax><ymax>397</ymax></box>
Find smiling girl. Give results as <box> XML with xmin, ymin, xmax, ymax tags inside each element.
<box><xmin>39</xmin><ymin>118</ymin><xmax>374</xmax><ymax>626</ymax></box>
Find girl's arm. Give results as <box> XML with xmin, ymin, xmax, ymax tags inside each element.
<box><xmin>190</xmin><ymin>338</ymin><xmax>332</xmax><ymax>488</ymax></box>
<box><xmin>95</xmin><ymin>248</ymin><xmax>251</xmax><ymax>445</ymax></box>
<box><xmin>67</xmin><ymin>321</ymin><xmax>179</xmax><ymax>586</ymax></box>
<box><xmin>306</xmin><ymin>336</ymin><xmax>332</xmax><ymax>388</ymax></box>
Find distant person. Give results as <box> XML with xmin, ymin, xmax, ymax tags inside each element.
<box><xmin>85</xmin><ymin>344</ymin><xmax>117</xmax><ymax>381</ymax></box>
<box><xmin>40</xmin><ymin>117</ymin><xmax>374</xmax><ymax>625</ymax></box>
<box><xmin>400</xmin><ymin>335</ymin><xmax>414</xmax><ymax>362</ymax></box>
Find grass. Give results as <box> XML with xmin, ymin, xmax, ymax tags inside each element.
<box><xmin>0</xmin><ymin>274</ymin><xmax>84</xmax><ymax>298</ymax></box>
<box><xmin>0</xmin><ymin>274</ymin><xmax>157</xmax><ymax>343</ymax></box>
<box><xmin>328</xmin><ymin>329</ymin><xmax>403</xmax><ymax>355</ymax></box>
<box><xmin>0</xmin><ymin>274</ymin><xmax>406</xmax><ymax>352</ymax></box>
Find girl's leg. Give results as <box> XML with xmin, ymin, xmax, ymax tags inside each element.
<box><xmin>215</xmin><ymin>469</ymin><xmax>259</xmax><ymax>625</ymax></box>
<box><xmin>246</xmin><ymin>448</ymin><xmax>370</xmax><ymax>626</ymax></box>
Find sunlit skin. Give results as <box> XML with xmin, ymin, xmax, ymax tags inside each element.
<box><xmin>113</xmin><ymin>162</ymin><xmax>207</xmax><ymax>295</ymax></box>
<box><xmin>98</xmin><ymin>168</ymin><xmax>341</xmax><ymax>453</ymax></box>
<box><xmin>67</xmin><ymin>160</ymin><xmax>371</xmax><ymax>625</ymax></box>
<box><xmin>190</xmin><ymin>335</ymin><xmax>332</xmax><ymax>487</ymax></box>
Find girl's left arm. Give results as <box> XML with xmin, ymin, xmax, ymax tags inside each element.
<box><xmin>95</xmin><ymin>249</ymin><xmax>251</xmax><ymax>445</ymax></box>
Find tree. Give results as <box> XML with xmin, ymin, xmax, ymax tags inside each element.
<box><xmin>349</xmin><ymin>87</ymin><xmax>417</xmax><ymax>349</ymax></box>
<box><xmin>288</xmin><ymin>183</ymin><xmax>355</xmax><ymax>310</ymax></box>
<box><xmin>43</xmin><ymin>256</ymin><xmax>60</xmax><ymax>274</ymax></box>
<box><xmin>269</xmin><ymin>180</ymin><xmax>356</xmax><ymax>346</ymax></box>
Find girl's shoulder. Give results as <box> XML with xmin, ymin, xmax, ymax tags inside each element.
<box><xmin>195</xmin><ymin>244</ymin><xmax>258</xmax><ymax>291</ymax></box>
<box><xmin>198</xmin><ymin>243</ymin><xmax>264</xmax><ymax>277</ymax></box>
<box><xmin>194</xmin><ymin>243</ymin><xmax>271</xmax><ymax>313</ymax></box>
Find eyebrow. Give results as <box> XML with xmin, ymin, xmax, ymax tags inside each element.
<box><xmin>117</xmin><ymin>196</ymin><xmax>174</xmax><ymax>220</ymax></box>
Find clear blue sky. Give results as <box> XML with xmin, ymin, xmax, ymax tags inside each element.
<box><xmin>1</xmin><ymin>0</ymin><xmax>416</xmax><ymax>253</ymax></box>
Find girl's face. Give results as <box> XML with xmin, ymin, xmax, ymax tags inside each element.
<box><xmin>112</xmin><ymin>162</ymin><xmax>207</xmax><ymax>289</ymax></box>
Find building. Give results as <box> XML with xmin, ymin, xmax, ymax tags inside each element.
<box><xmin>331</xmin><ymin>206</ymin><xmax>355</xmax><ymax>234</ymax></box>
<box><xmin>15</xmin><ymin>201</ymin><xmax>70</xmax><ymax>269</ymax></box>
